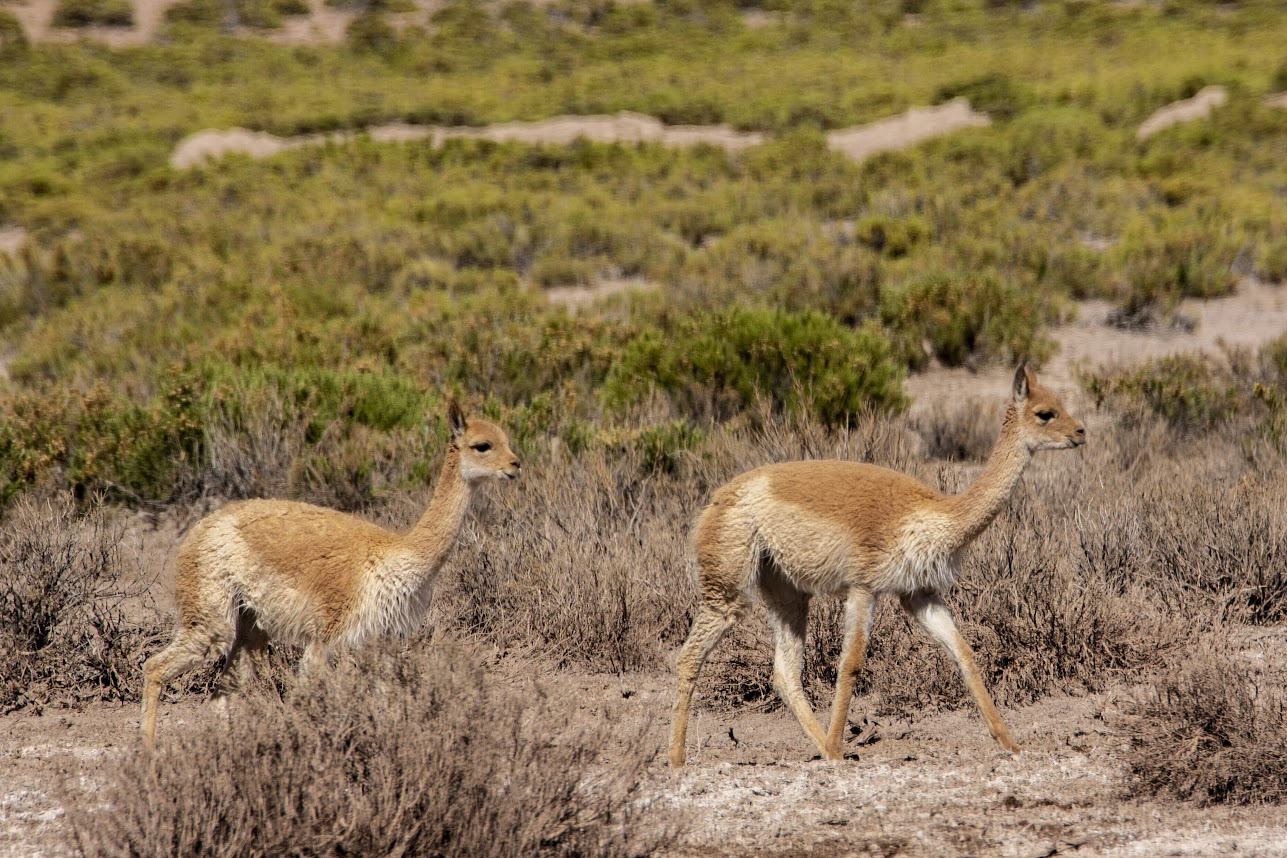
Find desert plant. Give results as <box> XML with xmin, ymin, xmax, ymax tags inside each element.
<box><xmin>52</xmin><ymin>0</ymin><xmax>133</xmax><ymax>27</ymax></box>
<box><xmin>76</xmin><ymin>643</ymin><xmax>678</xmax><ymax>856</ymax></box>
<box><xmin>0</xmin><ymin>491</ymin><xmax>154</xmax><ymax>712</ymax></box>
<box><xmin>1125</xmin><ymin>642</ymin><xmax>1287</xmax><ymax>805</ymax></box>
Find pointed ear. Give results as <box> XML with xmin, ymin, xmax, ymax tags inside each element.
<box><xmin>447</xmin><ymin>398</ymin><xmax>467</xmax><ymax>439</ymax></box>
<box><xmin>1012</xmin><ymin>361</ymin><xmax>1030</xmax><ymax>403</ymax></box>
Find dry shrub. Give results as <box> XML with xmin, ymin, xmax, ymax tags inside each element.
<box><xmin>1124</xmin><ymin>640</ymin><xmax>1287</xmax><ymax>806</ymax></box>
<box><xmin>0</xmin><ymin>491</ymin><xmax>156</xmax><ymax>712</ymax></box>
<box><xmin>70</xmin><ymin>643</ymin><xmax>677</xmax><ymax>858</ymax></box>
<box><xmin>910</xmin><ymin>397</ymin><xmax>1003</xmax><ymax>462</ymax></box>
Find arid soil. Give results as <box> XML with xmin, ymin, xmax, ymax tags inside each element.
<box><xmin>5</xmin><ymin>659</ymin><xmax>1287</xmax><ymax>858</ymax></box>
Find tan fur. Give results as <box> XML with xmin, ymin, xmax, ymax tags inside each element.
<box><xmin>669</xmin><ymin>364</ymin><xmax>1085</xmax><ymax>767</ymax></box>
<box><xmin>141</xmin><ymin>402</ymin><xmax>520</xmax><ymax>750</ymax></box>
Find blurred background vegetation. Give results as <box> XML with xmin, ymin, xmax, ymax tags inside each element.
<box><xmin>0</xmin><ymin>0</ymin><xmax>1285</xmax><ymax>508</ymax></box>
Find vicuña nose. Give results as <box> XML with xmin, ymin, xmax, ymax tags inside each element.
<box><xmin>1075</xmin><ymin>426</ymin><xmax>1086</xmax><ymax>436</ymax></box>
<box><xmin>511</xmin><ymin>458</ymin><xmax>522</xmax><ymax>470</ymax></box>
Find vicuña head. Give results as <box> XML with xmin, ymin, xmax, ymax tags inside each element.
<box><xmin>141</xmin><ymin>398</ymin><xmax>519</xmax><ymax>750</ymax></box>
<box><xmin>669</xmin><ymin>362</ymin><xmax>1084</xmax><ymax>767</ymax></box>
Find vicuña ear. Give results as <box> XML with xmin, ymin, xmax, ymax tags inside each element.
<box><xmin>1012</xmin><ymin>361</ymin><xmax>1030</xmax><ymax>403</ymax></box>
<box><xmin>447</xmin><ymin>397</ymin><xmax>467</xmax><ymax>439</ymax></box>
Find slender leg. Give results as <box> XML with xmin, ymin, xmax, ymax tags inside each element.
<box><xmin>759</xmin><ymin>565</ymin><xmax>828</xmax><ymax>757</ymax></box>
<box><xmin>668</xmin><ymin>596</ymin><xmax>747</xmax><ymax>768</ymax></box>
<box><xmin>824</xmin><ymin>588</ymin><xmax>875</xmax><ymax>760</ymax></box>
<box><xmin>217</xmin><ymin>607</ymin><xmax>270</xmax><ymax>698</ymax></box>
<box><xmin>141</xmin><ymin>628</ymin><xmax>219</xmax><ymax>751</ymax></box>
<box><xmin>900</xmin><ymin>591</ymin><xmax>1021</xmax><ymax>754</ymax></box>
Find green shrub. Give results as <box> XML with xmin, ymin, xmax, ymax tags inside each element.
<box><xmin>933</xmin><ymin>71</ymin><xmax>1032</xmax><ymax>120</ymax></box>
<box><xmin>603</xmin><ymin>307</ymin><xmax>907</xmax><ymax>424</ymax></box>
<box><xmin>880</xmin><ymin>271</ymin><xmax>1056</xmax><ymax>369</ymax></box>
<box><xmin>1082</xmin><ymin>354</ymin><xmax>1244</xmax><ymax>435</ymax></box>
<box><xmin>347</xmin><ymin>10</ymin><xmax>399</xmax><ymax>53</ymax></box>
<box><xmin>0</xmin><ymin>10</ymin><xmax>28</xmax><ymax>56</ymax></box>
<box><xmin>52</xmin><ymin>0</ymin><xmax>133</xmax><ymax>27</ymax></box>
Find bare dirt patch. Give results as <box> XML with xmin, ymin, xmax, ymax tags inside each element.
<box><xmin>0</xmin><ymin>226</ymin><xmax>27</xmax><ymax>259</ymax></box>
<box><xmin>169</xmin><ymin>101</ymin><xmax>1000</xmax><ymax>169</ymax></box>
<box><xmin>826</xmin><ymin>98</ymin><xmax>990</xmax><ymax>162</ymax></box>
<box><xmin>544</xmin><ymin>276</ymin><xmax>661</xmax><ymax>312</ymax></box>
<box><xmin>1136</xmin><ymin>85</ymin><xmax>1227</xmax><ymax>141</ymax></box>
<box><xmin>8</xmin><ymin>0</ymin><xmax>180</xmax><ymax>47</ymax></box>
<box><xmin>169</xmin><ymin>113</ymin><xmax>769</xmax><ymax>169</ymax></box>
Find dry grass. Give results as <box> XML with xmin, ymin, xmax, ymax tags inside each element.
<box><xmin>1124</xmin><ymin>640</ymin><xmax>1287</xmax><ymax>806</ymax></box>
<box><xmin>0</xmin><ymin>491</ymin><xmax>158</xmax><ymax>712</ymax></box>
<box><xmin>69</xmin><ymin>642</ymin><xmax>678</xmax><ymax>858</ymax></box>
<box><xmin>9</xmin><ymin>398</ymin><xmax>1287</xmax><ymax>811</ymax></box>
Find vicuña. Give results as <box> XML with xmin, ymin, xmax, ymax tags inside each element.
<box><xmin>141</xmin><ymin>400</ymin><xmax>520</xmax><ymax>750</ymax></box>
<box><xmin>669</xmin><ymin>363</ymin><xmax>1085</xmax><ymax>766</ymax></box>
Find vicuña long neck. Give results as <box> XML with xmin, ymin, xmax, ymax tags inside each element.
<box><xmin>942</xmin><ymin>405</ymin><xmax>1031</xmax><ymax>549</ymax></box>
<box><xmin>401</xmin><ymin>446</ymin><xmax>474</xmax><ymax>569</ymax></box>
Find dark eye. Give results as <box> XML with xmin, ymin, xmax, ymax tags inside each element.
<box><xmin>1036</xmin><ymin>409</ymin><xmax>1055</xmax><ymax>422</ymax></box>
<box><xmin>470</xmin><ymin>442</ymin><xmax>492</xmax><ymax>453</ymax></box>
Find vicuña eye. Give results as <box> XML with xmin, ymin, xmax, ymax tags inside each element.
<box><xmin>471</xmin><ymin>442</ymin><xmax>492</xmax><ymax>453</ymax></box>
<box><xmin>1036</xmin><ymin>409</ymin><xmax>1055</xmax><ymax>421</ymax></box>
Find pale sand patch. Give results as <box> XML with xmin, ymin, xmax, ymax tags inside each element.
<box><xmin>825</xmin><ymin>98</ymin><xmax>990</xmax><ymax>162</ymax></box>
<box><xmin>904</xmin><ymin>277</ymin><xmax>1287</xmax><ymax>418</ymax></box>
<box><xmin>1265</xmin><ymin>91</ymin><xmax>1287</xmax><ymax>110</ymax></box>
<box><xmin>1136</xmin><ymin>85</ymin><xmax>1227</xmax><ymax>140</ymax></box>
<box><xmin>0</xmin><ymin>225</ymin><xmax>27</xmax><ymax>259</ymax></box>
<box><xmin>170</xmin><ymin>113</ymin><xmax>768</xmax><ymax>168</ymax></box>
<box><xmin>543</xmin><ymin>277</ymin><xmax>660</xmax><ymax>312</ymax></box>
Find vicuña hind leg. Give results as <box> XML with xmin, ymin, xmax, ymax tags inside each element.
<box><xmin>668</xmin><ymin>592</ymin><xmax>748</xmax><ymax>768</ymax></box>
<box><xmin>824</xmin><ymin>588</ymin><xmax>875</xmax><ymax>760</ymax></box>
<box><xmin>901</xmin><ymin>591</ymin><xmax>1020</xmax><ymax>754</ymax></box>
<box><xmin>141</xmin><ymin>627</ymin><xmax>222</xmax><ymax>751</ymax></box>
<box><xmin>217</xmin><ymin>607</ymin><xmax>270</xmax><ymax>698</ymax></box>
<box><xmin>759</xmin><ymin>565</ymin><xmax>828</xmax><ymax>757</ymax></box>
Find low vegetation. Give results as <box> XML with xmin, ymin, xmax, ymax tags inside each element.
<box><xmin>71</xmin><ymin>644</ymin><xmax>675</xmax><ymax>857</ymax></box>
<box><xmin>1</xmin><ymin>1</ymin><xmax>1286</xmax><ymax>840</ymax></box>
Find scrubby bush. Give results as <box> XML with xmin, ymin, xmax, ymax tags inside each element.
<box><xmin>52</xmin><ymin>0</ymin><xmax>133</xmax><ymax>27</ymax></box>
<box><xmin>603</xmin><ymin>307</ymin><xmax>907</xmax><ymax>424</ymax></box>
<box><xmin>0</xmin><ymin>492</ymin><xmax>153</xmax><ymax>712</ymax></box>
<box><xmin>1082</xmin><ymin>353</ymin><xmax>1244</xmax><ymax>434</ymax></box>
<box><xmin>69</xmin><ymin>644</ymin><xmax>677</xmax><ymax>857</ymax></box>
<box><xmin>1125</xmin><ymin>643</ymin><xmax>1287</xmax><ymax>805</ymax></box>
<box><xmin>880</xmin><ymin>271</ymin><xmax>1057</xmax><ymax>369</ymax></box>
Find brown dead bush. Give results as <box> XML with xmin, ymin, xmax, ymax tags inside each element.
<box><xmin>0</xmin><ymin>491</ymin><xmax>158</xmax><ymax>712</ymax></box>
<box><xmin>69</xmin><ymin>643</ymin><xmax>678</xmax><ymax>858</ymax></box>
<box><xmin>1124</xmin><ymin>639</ymin><xmax>1287</xmax><ymax>806</ymax></box>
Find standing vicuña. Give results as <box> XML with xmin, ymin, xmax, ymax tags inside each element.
<box><xmin>141</xmin><ymin>400</ymin><xmax>520</xmax><ymax>750</ymax></box>
<box><xmin>669</xmin><ymin>364</ymin><xmax>1085</xmax><ymax>766</ymax></box>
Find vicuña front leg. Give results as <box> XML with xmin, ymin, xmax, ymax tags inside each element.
<box><xmin>901</xmin><ymin>590</ymin><xmax>1021</xmax><ymax>754</ymax></box>
<box><xmin>824</xmin><ymin>588</ymin><xmax>875</xmax><ymax>760</ymax></box>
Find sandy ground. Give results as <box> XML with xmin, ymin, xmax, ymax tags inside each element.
<box><xmin>168</xmin><ymin>113</ymin><xmax>768</xmax><ymax>169</ymax></box>
<box><xmin>1136</xmin><ymin>86</ymin><xmax>1227</xmax><ymax>141</ymax></box>
<box><xmin>5</xmin><ymin>660</ymin><xmax>1287</xmax><ymax>858</ymax></box>
<box><xmin>827</xmin><ymin>98</ymin><xmax>990</xmax><ymax>162</ymax></box>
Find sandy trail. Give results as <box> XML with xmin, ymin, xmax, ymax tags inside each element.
<box><xmin>827</xmin><ymin>98</ymin><xmax>990</xmax><ymax>161</ymax></box>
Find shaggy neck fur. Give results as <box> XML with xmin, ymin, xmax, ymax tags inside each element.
<box><xmin>401</xmin><ymin>444</ymin><xmax>473</xmax><ymax>563</ymax></box>
<box><xmin>941</xmin><ymin>403</ymin><xmax>1032</xmax><ymax>549</ymax></box>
